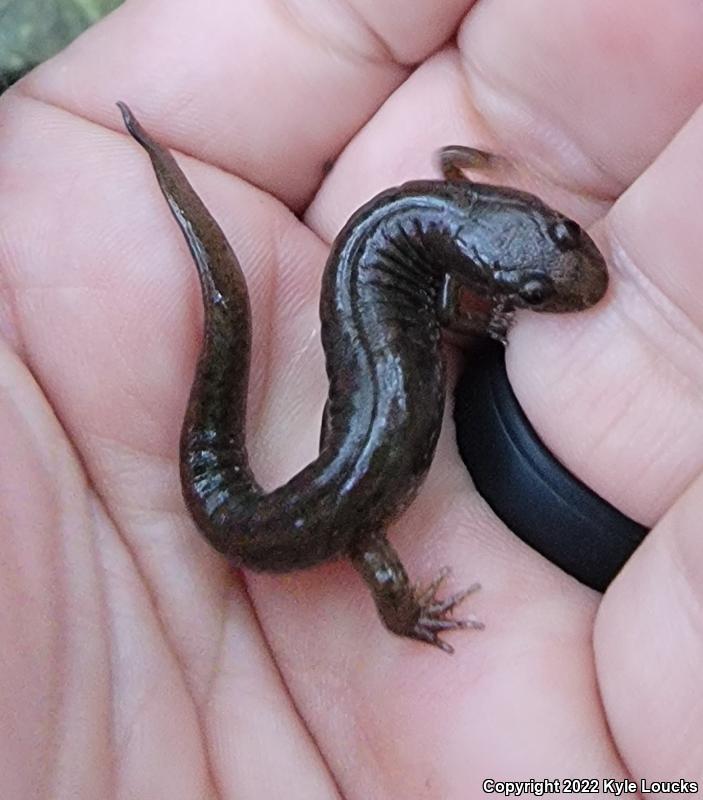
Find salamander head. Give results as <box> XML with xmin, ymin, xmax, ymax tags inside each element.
<box><xmin>453</xmin><ymin>183</ymin><xmax>608</xmax><ymax>314</ymax></box>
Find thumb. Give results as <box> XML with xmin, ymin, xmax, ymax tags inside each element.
<box><xmin>595</xmin><ymin>471</ymin><xmax>703</xmax><ymax>783</ymax></box>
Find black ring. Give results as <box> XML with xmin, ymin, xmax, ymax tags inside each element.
<box><xmin>453</xmin><ymin>341</ymin><xmax>648</xmax><ymax>592</ymax></box>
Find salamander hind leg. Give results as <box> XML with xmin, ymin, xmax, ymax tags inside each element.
<box><xmin>349</xmin><ymin>532</ymin><xmax>483</xmax><ymax>653</ymax></box>
<box><xmin>438</xmin><ymin>145</ymin><xmax>506</xmax><ymax>182</ymax></box>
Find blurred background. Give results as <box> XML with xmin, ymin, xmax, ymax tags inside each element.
<box><xmin>0</xmin><ymin>0</ymin><xmax>124</xmax><ymax>93</ymax></box>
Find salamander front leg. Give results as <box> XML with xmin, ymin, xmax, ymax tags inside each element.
<box><xmin>349</xmin><ymin>532</ymin><xmax>483</xmax><ymax>653</ymax></box>
<box><xmin>437</xmin><ymin>274</ymin><xmax>491</xmax><ymax>337</ymax></box>
<box><xmin>438</xmin><ymin>274</ymin><xmax>515</xmax><ymax>346</ymax></box>
<box><xmin>487</xmin><ymin>300</ymin><xmax>515</xmax><ymax>346</ymax></box>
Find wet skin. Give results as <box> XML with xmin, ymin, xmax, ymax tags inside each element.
<box><xmin>118</xmin><ymin>103</ymin><xmax>608</xmax><ymax>653</ymax></box>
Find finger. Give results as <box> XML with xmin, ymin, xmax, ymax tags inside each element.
<box><xmin>459</xmin><ymin>0</ymin><xmax>703</xmax><ymax>193</ymax></box>
<box><xmin>0</xmin><ymin>340</ymin><xmax>109</xmax><ymax>797</ymax></box>
<box><xmin>514</xmin><ymin>103</ymin><xmax>703</xmax><ymax>526</ymax></box>
<box><xmin>21</xmin><ymin>0</ymin><xmax>475</xmax><ymax>207</ymax></box>
<box><xmin>0</xmin><ymin>336</ymin><xmax>334</xmax><ymax>798</ymax></box>
<box><xmin>310</xmin><ymin>0</ymin><xmax>703</xmax><ymax>233</ymax></box>
<box><xmin>458</xmin><ymin>0</ymin><xmax>703</xmax><ymax>526</ymax></box>
<box><xmin>594</xmin><ymin>469</ymin><xmax>703</xmax><ymax>784</ymax></box>
<box><xmin>306</xmin><ymin>47</ymin><xmax>609</xmax><ymax>249</ymax></box>
<box><xmin>0</xmin><ymin>339</ymin><xmax>214</xmax><ymax>798</ymax></box>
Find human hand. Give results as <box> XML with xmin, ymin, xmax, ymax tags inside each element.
<box><xmin>0</xmin><ymin>1</ymin><xmax>701</xmax><ymax>797</ymax></box>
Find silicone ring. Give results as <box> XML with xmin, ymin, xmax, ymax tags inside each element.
<box><xmin>453</xmin><ymin>341</ymin><xmax>648</xmax><ymax>592</ymax></box>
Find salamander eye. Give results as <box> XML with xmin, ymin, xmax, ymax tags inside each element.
<box><xmin>519</xmin><ymin>279</ymin><xmax>553</xmax><ymax>306</ymax></box>
<box><xmin>549</xmin><ymin>219</ymin><xmax>582</xmax><ymax>250</ymax></box>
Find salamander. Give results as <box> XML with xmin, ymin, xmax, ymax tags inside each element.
<box><xmin>117</xmin><ymin>103</ymin><xmax>608</xmax><ymax>652</ymax></box>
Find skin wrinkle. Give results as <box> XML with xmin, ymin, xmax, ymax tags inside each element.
<box><xmin>197</xmin><ymin>585</ymin><xmax>231</xmax><ymax>799</ymax></box>
<box><xmin>458</xmin><ymin>49</ymin><xmax>624</xmax><ymax>203</ymax></box>
<box><xmin>448</xmin><ymin>59</ymin><xmax>522</xmax><ymax>182</ymax></box>
<box><xmin>81</xmin><ymin>498</ymin><xmax>120</xmax><ymax>798</ymax></box>
<box><xmin>105</xmin><ymin>519</ymin><xmax>215</xmax><ymax>794</ymax></box>
<box><xmin>669</xmin><ymin>499</ymin><xmax>703</xmax><ymax>633</ymax></box>
<box><xmin>96</xmin><ymin>505</ymin><xmax>222</xmax><ymax>799</ymax></box>
<box><xmin>55</xmin><ymin>505</ymin><xmax>113</xmax><ymax>796</ymax></box>
<box><xmin>675</xmin><ymin>561</ymin><xmax>703</xmax><ymax>673</ymax></box>
<box><xmin>0</xmin><ymin>281</ymin><xmax>25</xmax><ymax>358</ymax></box>
<box><xmin>84</xmin><ymin>501</ymin><xmax>118</xmax><ymax>800</ymax></box>
<box><xmin>2</xmin><ymin>368</ymin><xmax>102</xmax><ymax>796</ymax></box>
<box><xmin>10</xmin><ymin>82</ymin><xmax>285</xmax><ymax>212</ymax></box>
<box><xmin>530</xmin><ymin>301</ymin><xmax>699</xmax><ymax>524</ymax></box>
<box><xmin>0</xmin><ymin>194</ymin><xmax>22</xmax><ymax>344</ymax></box>
<box><xmin>272</xmin><ymin>0</ymin><xmax>400</xmax><ymax>67</ymax></box>
<box><xmin>200</xmin><ymin>625</ymin><xmax>236</xmax><ymax>800</ymax></box>
<box><xmin>111</xmin><ymin>666</ymin><xmax>210</xmax><ymax>797</ymax></box>
<box><xmin>606</xmin><ymin>227</ymin><xmax>703</xmax><ymax>379</ymax></box>
<box><xmin>258</xmin><ymin>215</ymin><xmax>327</xmax><ymax>421</ymax></box>
<box><xmin>0</xmin><ymin>131</ymin><xmax>57</xmax><ymax>357</ymax></box>
<box><xmin>42</xmin><ymin>494</ymin><xmax>71</xmax><ymax>800</ymax></box>
<box><xmin>266</xmin><ymin>0</ymin><xmax>465</xmax><ymax>195</ymax></box>
<box><xmin>218</xmin><ymin>580</ymin><xmax>346</xmax><ymax>800</ymax></box>
<box><xmin>438</xmin><ymin>47</ymin><xmax>480</xmax><ymax>134</ymax></box>
<box><xmin>265</xmin><ymin>0</ymin><xmax>413</xmax><ymax>198</ymax></box>
<box><xmin>86</xmin><ymin>427</ymin><xmax>179</xmax><ymax>480</ymax></box>
<box><xmin>88</xmin><ymin>494</ymin><xmax>224</xmax><ymax>788</ymax></box>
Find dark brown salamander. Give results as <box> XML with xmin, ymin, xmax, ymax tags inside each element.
<box><xmin>117</xmin><ymin>103</ymin><xmax>608</xmax><ymax>653</ymax></box>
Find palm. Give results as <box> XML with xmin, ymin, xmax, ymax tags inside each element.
<box><xmin>1</xmin><ymin>1</ymin><xmax>701</xmax><ymax>796</ymax></box>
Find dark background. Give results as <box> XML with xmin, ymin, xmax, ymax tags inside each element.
<box><xmin>0</xmin><ymin>0</ymin><xmax>123</xmax><ymax>93</ymax></box>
